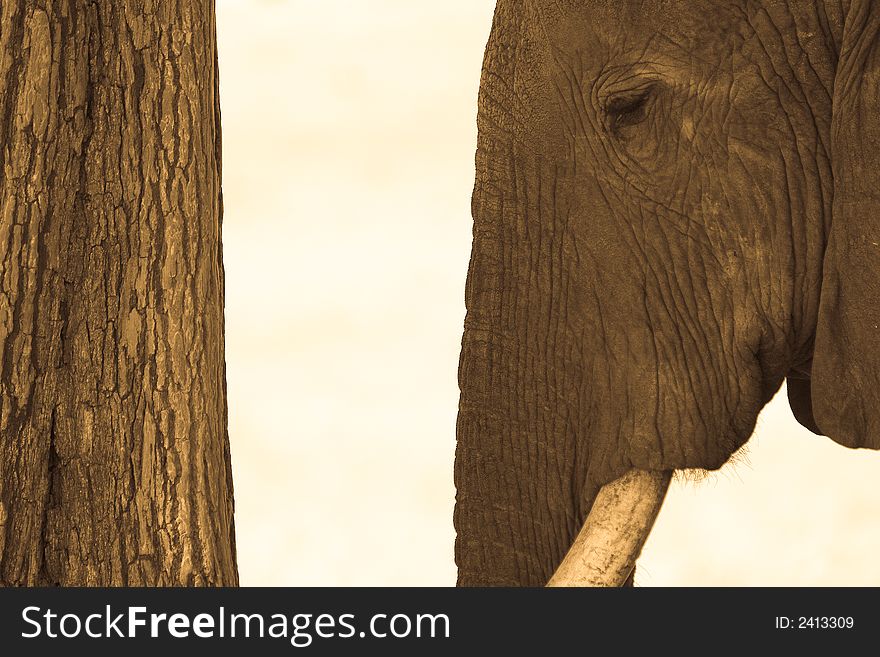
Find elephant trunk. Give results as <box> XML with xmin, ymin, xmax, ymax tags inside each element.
<box><xmin>453</xmin><ymin>7</ymin><xmax>670</xmax><ymax>584</ymax></box>
<box><xmin>453</xmin><ymin>150</ymin><xmax>644</xmax><ymax>585</ymax></box>
<box><xmin>454</xmin><ymin>100</ymin><xmax>675</xmax><ymax>585</ymax></box>
<box><xmin>454</xmin><ymin>202</ymin><xmax>590</xmax><ymax>585</ymax></box>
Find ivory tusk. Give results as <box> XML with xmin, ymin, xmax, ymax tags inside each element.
<box><xmin>547</xmin><ymin>469</ymin><xmax>672</xmax><ymax>587</ymax></box>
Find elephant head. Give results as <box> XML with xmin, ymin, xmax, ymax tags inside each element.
<box><xmin>454</xmin><ymin>0</ymin><xmax>880</xmax><ymax>586</ymax></box>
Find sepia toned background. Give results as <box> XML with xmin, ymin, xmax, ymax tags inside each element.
<box><xmin>217</xmin><ymin>0</ymin><xmax>880</xmax><ymax>586</ymax></box>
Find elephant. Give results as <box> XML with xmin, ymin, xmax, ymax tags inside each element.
<box><xmin>454</xmin><ymin>0</ymin><xmax>880</xmax><ymax>586</ymax></box>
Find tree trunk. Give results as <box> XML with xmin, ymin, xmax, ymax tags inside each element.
<box><xmin>0</xmin><ymin>0</ymin><xmax>237</xmax><ymax>585</ymax></box>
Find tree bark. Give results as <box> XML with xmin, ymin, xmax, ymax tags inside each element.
<box><xmin>0</xmin><ymin>0</ymin><xmax>237</xmax><ymax>585</ymax></box>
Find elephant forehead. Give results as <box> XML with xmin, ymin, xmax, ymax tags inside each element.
<box><xmin>534</xmin><ymin>0</ymin><xmax>736</xmax><ymax>24</ymax></box>
<box><xmin>535</xmin><ymin>0</ymin><xmax>673</xmax><ymax>25</ymax></box>
<box><xmin>532</xmin><ymin>0</ymin><xmax>742</xmax><ymax>58</ymax></box>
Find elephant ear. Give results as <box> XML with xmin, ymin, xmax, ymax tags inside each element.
<box><xmin>809</xmin><ymin>1</ymin><xmax>880</xmax><ymax>449</ymax></box>
<box><xmin>786</xmin><ymin>375</ymin><xmax>821</xmax><ymax>436</ymax></box>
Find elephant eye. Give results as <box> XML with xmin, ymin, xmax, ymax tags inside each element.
<box><xmin>605</xmin><ymin>86</ymin><xmax>654</xmax><ymax>132</ymax></box>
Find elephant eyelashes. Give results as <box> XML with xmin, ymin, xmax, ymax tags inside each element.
<box><xmin>605</xmin><ymin>86</ymin><xmax>655</xmax><ymax>135</ymax></box>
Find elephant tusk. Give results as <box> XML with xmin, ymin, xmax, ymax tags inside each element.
<box><xmin>547</xmin><ymin>469</ymin><xmax>672</xmax><ymax>587</ymax></box>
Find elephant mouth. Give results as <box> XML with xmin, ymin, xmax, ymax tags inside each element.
<box><xmin>548</xmin><ymin>470</ymin><xmax>671</xmax><ymax>587</ymax></box>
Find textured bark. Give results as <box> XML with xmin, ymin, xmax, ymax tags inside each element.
<box><xmin>0</xmin><ymin>1</ymin><xmax>237</xmax><ymax>585</ymax></box>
